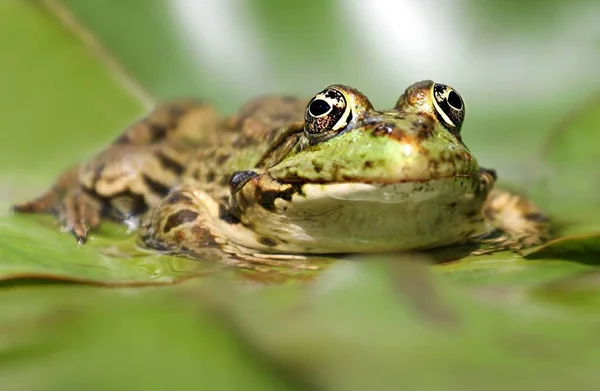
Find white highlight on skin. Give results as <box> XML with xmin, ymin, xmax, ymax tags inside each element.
<box><xmin>169</xmin><ymin>0</ymin><xmax>270</xmax><ymax>93</ymax></box>
<box><xmin>300</xmin><ymin>182</ymin><xmax>442</xmax><ymax>203</ymax></box>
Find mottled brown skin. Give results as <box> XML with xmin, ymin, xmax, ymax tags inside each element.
<box><xmin>13</xmin><ymin>83</ymin><xmax>550</xmax><ymax>259</ymax></box>
<box><xmin>13</xmin><ymin>96</ymin><xmax>307</xmax><ymax>245</ymax></box>
<box><xmin>475</xmin><ymin>187</ymin><xmax>551</xmax><ymax>254</ymax></box>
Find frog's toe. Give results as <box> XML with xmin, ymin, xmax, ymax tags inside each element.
<box><xmin>70</xmin><ymin>222</ymin><xmax>89</xmax><ymax>245</ymax></box>
<box><xmin>12</xmin><ymin>189</ymin><xmax>100</xmax><ymax>244</ymax></box>
<box><xmin>10</xmin><ymin>165</ymin><xmax>99</xmax><ymax>242</ymax></box>
<box><xmin>12</xmin><ymin>198</ymin><xmax>53</xmax><ymax>214</ymax></box>
<box><xmin>11</xmin><ymin>185</ymin><xmax>64</xmax><ymax>214</ymax></box>
<box><xmin>57</xmin><ymin>189</ymin><xmax>102</xmax><ymax>244</ymax></box>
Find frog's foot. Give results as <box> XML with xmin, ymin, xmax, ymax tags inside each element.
<box><xmin>138</xmin><ymin>188</ymin><xmax>224</xmax><ymax>258</ymax></box>
<box><xmin>472</xmin><ymin>188</ymin><xmax>552</xmax><ymax>255</ymax></box>
<box><xmin>12</xmin><ymin>166</ymin><xmax>103</xmax><ymax>244</ymax></box>
<box><xmin>15</xmin><ymin>189</ymin><xmax>103</xmax><ymax>244</ymax></box>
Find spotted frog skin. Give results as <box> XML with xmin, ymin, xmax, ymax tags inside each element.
<box><xmin>14</xmin><ymin>81</ymin><xmax>550</xmax><ymax>260</ymax></box>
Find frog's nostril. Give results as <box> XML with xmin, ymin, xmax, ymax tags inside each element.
<box><xmin>372</xmin><ymin>123</ymin><xmax>394</xmax><ymax>136</ymax></box>
<box><xmin>229</xmin><ymin>170</ymin><xmax>259</xmax><ymax>193</ymax></box>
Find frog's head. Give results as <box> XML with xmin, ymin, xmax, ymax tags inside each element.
<box><xmin>229</xmin><ymin>81</ymin><xmax>487</xmax><ymax>254</ymax></box>
<box><xmin>265</xmin><ymin>80</ymin><xmax>474</xmax><ymax>184</ymax></box>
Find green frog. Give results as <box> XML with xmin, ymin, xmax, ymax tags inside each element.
<box><xmin>13</xmin><ymin>80</ymin><xmax>550</xmax><ymax>261</ymax></box>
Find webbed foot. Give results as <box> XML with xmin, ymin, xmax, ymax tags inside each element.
<box><xmin>11</xmin><ymin>166</ymin><xmax>102</xmax><ymax>243</ymax></box>
<box><xmin>473</xmin><ymin>188</ymin><xmax>551</xmax><ymax>255</ymax></box>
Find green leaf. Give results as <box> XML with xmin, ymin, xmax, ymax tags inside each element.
<box><xmin>0</xmin><ymin>209</ymin><xmax>329</xmax><ymax>285</ymax></box>
<box><xmin>528</xmin><ymin>96</ymin><xmax>600</xmax><ymax>235</ymax></box>
<box><xmin>0</xmin><ymin>212</ymin><xmax>214</xmax><ymax>285</ymax></box>
<box><xmin>0</xmin><ymin>0</ymin><xmax>145</xmax><ymax>191</ymax></box>
<box><xmin>0</xmin><ymin>284</ymin><xmax>304</xmax><ymax>391</ymax></box>
<box><xmin>525</xmin><ymin>233</ymin><xmax>600</xmax><ymax>264</ymax></box>
<box><xmin>204</xmin><ymin>259</ymin><xmax>600</xmax><ymax>391</ymax></box>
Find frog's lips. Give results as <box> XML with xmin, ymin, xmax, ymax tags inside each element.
<box><xmin>276</xmin><ymin>171</ymin><xmax>478</xmax><ymax>186</ymax></box>
<box><xmin>268</xmin><ymin>158</ymin><xmax>480</xmax><ymax>186</ymax></box>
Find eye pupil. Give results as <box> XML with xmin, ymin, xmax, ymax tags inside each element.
<box><xmin>309</xmin><ymin>99</ymin><xmax>331</xmax><ymax>117</ymax></box>
<box><xmin>447</xmin><ymin>90</ymin><xmax>462</xmax><ymax>110</ymax></box>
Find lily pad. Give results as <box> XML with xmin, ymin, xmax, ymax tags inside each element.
<box><xmin>198</xmin><ymin>259</ymin><xmax>600</xmax><ymax>391</ymax></box>
<box><xmin>528</xmin><ymin>95</ymin><xmax>600</xmax><ymax>235</ymax></box>
<box><xmin>1</xmin><ymin>0</ymin><xmax>599</xmax><ymax>284</ymax></box>
<box><xmin>0</xmin><ymin>283</ymin><xmax>304</xmax><ymax>391</ymax></box>
<box><xmin>0</xmin><ymin>212</ymin><xmax>216</xmax><ymax>285</ymax></box>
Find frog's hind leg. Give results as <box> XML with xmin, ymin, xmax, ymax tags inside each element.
<box><xmin>472</xmin><ymin>188</ymin><xmax>552</xmax><ymax>255</ymax></box>
<box><xmin>12</xmin><ymin>100</ymin><xmax>217</xmax><ymax>243</ymax></box>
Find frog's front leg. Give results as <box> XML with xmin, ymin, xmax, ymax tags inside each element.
<box><xmin>12</xmin><ymin>100</ymin><xmax>217</xmax><ymax>243</ymax></box>
<box><xmin>138</xmin><ymin>186</ymin><xmax>256</xmax><ymax>264</ymax></box>
<box><xmin>138</xmin><ymin>187</ymin><xmax>313</xmax><ymax>268</ymax></box>
<box><xmin>138</xmin><ymin>188</ymin><xmax>223</xmax><ymax>255</ymax></box>
<box><xmin>472</xmin><ymin>168</ymin><xmax>552</xmax><ymax>254</ymax></box>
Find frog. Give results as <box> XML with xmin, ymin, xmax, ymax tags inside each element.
<box><xmin>13</xmin><ymin>80</ymin><xmax>550</xmax><ymax>262</ymax></box>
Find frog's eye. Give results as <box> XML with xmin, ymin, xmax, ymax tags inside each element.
<box><xmin>431</xmin><ymin>83</ymin><xmax>465</xmax><ymax>132</ymax></box>
<box><xmin>304</xmin><ymin>87</ymin><xmax>352</xmax><ymax>142</ymax></box>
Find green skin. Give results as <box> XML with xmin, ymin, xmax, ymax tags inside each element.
<box><xmin>18</xmin><ymin>80</ymin><xmax>548</xmax><ymax>260</ymax></box>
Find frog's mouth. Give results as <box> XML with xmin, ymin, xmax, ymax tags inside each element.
<box><xmin>233</xmin><ymin>171</ymin><xmax>481</xmax><ymax>216</ymax></box>
<box><xmin>276</xmin><ymin>171</ymin><xmax>479</xmax><ymax>186</ymax></box>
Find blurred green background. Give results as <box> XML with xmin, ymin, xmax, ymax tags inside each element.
<box><xmin>1</xmin><ymin>0</ymin><xmax>600</xmax><ymax>390</ymax></box>
<box><xmin>3</xmin><ymin>0</ymin><xmax>600</xmax><ymax>203</ymax></box>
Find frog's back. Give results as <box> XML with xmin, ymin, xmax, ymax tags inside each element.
<box><xmin>180</xmin><ymin>95</ymin><xmax>307</xmax><ymax>199</ymax></box>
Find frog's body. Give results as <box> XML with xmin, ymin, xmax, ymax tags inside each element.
<box><xmin>14</xmin><ymin>81</ymin><xmax>550</xmax><ymax>260</ymax></box>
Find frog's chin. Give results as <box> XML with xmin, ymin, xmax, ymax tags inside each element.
<box><xmin>237</xmin><ymin>177</ymin><xmax>487</xmax><ymax>254</ymax></box>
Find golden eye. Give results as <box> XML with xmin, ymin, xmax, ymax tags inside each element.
<box><xmin>431</xmin><ymin>83</ymin><xmax>465</xmax><ymax>132</ymax></box>
<box><xmin>305</xmin><ymin>87</ymin><xmax>352</xmax><ymax>143</ymax></box>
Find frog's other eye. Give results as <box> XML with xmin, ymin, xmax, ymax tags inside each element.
<box><xmin>304</xmin><ymin>87</ymin><xmax>352</xmax><ymax>143</ymax></box>
<box><xmin>431</xmin><ymin>83</ymin><xmax>465</xmax><ymax>132</ymax></box>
